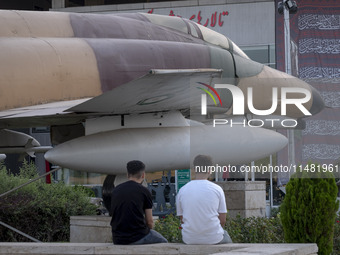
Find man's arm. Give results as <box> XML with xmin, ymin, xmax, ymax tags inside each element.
<box><xmin>217</xmin><ymin>186</ymin><xmax>227</xmax><ymax>227</ymax></box>
<box><xmin>218</xmin><ymin>213</ymin><xmax>226</xmax><ymax>227</ymax></box>
<box><xmin>145</xmin><ymin>208</ymin><xmax>154</xmax><ymax>229</ymax></box>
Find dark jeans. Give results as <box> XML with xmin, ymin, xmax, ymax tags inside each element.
<box><xmin>217</xmin><ymin>230</ymin><xmax>233</xmax><ymax>244</ymax></box>
<box><xmin>130</xmin><ymin>229</ymin><xmax>168</xmax><ymax>245</ymax></box>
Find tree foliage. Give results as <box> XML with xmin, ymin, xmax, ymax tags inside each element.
<box><xmin>224</xmin><ymin>214</ymin><xmax>284</xmax><ymax>243</ymax></box>
<box><xmin>154</xmin><ymin>213</ymin><xmax>285</xmax><ymax>243</ymax></box>
<box><xmin>0</xmin><ymin>161</ymin><xmax>97</xmax><ymax>242</ymax></box>
<box><xmin>155</xmin><ymin>214</ymin><xmax>183</xmax><ymax>243</ymax></box>
<box><xmin>280</xmin><ymin>167</ymin><xmax>339</xmax><ymax>255</ymax></box>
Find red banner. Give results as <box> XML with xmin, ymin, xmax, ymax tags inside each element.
<box><xmin>275</xmin><ymin>0</ymin><xmax>340</xmax><ymax>182</ymax></box>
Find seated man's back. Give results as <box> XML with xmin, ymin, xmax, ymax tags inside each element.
<box><xmin>177</xmin><ymin>179</ymin><xmax>226</xmax><ymax>244</ymax></box>
<box><xmin>110</xmin><ymin>160</ymin><xmax>167</xmax><ymax>245</ymax></box>
<box><xmin>176</xmin><ymin>155</ymin><xmax>232</xmax><ymax>245</ymax></box>
<box><xmin>111</xmin><ymin>180</ymin><xmax>152</xmax><ymax>244</ymax></box>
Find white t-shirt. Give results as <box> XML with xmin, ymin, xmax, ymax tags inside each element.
<box><xmin>176</xmin><ymin>180</ymin><xmax>227</xmax><ymax>244</ymax></box>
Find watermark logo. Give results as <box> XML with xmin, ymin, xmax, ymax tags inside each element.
<box><xmin>197</xmin><ymin>82</ymin><xmax>223</xmax><ymax>115</ymax></box>
<box><xmin>198</xmin><ymin>83</ymin><xmax>312</xmax><ymax>128</ymax></box>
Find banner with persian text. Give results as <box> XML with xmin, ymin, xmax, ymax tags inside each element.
<box><xmin>275</xmin><ymin>0</ymin><xmax>340</xmax><ymax>183</ymax></box>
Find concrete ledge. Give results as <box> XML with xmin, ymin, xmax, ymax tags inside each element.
<box><xmin>0</xmin><ymin>243</ymin><xmax>318</xmax><ymax>255</ymax></box>
<box><xmin>70</xmin><ymin>216</ymin><xmax>111</xmax><ymax>243</ymax></box>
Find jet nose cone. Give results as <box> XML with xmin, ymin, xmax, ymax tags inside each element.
<box><xmin>309</xmin><ymin>86</ymin><xmax>325</xmax><ymax>116</ymax></box>
<box><xmin>44</xmin><ymin>149</ymin><xmax>53</xmax><ymax>163</ymax></box>
<box><xmin>44</xmin><ymin>146</ymin><xmax>62</xmax><ymax>166</ymax></box>
<box><xmin>45</xmin><ymin>143</ymin><xmax>73</xmax><ymax>167</ymax></box>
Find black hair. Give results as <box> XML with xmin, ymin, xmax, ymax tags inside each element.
<box><xmin>127</xmin><ymin>160</ymin><xmax>145</xmax><ymax>178</ymax></box>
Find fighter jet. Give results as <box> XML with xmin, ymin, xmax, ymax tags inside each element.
<box><xmin>0</xmin><ymin>10</ymin><xmax>324</xmax><ymax>179</ymax></box>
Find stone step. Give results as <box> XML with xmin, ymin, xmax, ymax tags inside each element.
<box><xmin>0</xmin><ymin>243</ymin><xmax>318</xmax><ymax>255</ymax></box>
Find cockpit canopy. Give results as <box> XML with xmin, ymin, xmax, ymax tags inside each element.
<box><xmin>141</xmin><ymin>13</ymin><xmax>249</xmax><ymax>59</ymax></box>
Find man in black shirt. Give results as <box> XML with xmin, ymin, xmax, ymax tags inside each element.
<box><xmin>110</xmin><ymin>160</ymin><xmax>168</xmax><ymax>244</ymax></box>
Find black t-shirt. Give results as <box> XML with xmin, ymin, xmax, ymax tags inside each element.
<box><xmin>110</xmin><ymin>180</ymin><xmax>153</xmax><ymax>244</ymax></box>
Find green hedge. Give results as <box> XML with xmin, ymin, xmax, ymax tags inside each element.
<box><xmin>154</xmin><ymin>213</ymin><xmax>183</xmax><ymax>243</ymax></box>
<box><xmin>224</xmin><ymin>214</ymin><xmax>284</xmax><ymax>243</ymax></box>
<box><xmin>0</xmin><ymin>161</ymin><xmax>97</xmax><ymax>242</ymax></box>
<box><xmin>155</xmin><ymin>212</ymin><xmax>340</xmax><ymax>254</ymax></box>
<box><xmin>155</xmin><ymin>213</ymin><xmax>284</xmax><ymax>243</ymax></box>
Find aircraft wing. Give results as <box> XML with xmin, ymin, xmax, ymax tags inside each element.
<box><xmin>0</xmin><ymin>99</ymin><xmax>91</xmax><ymax>129</ymax></box>
<box><xmin>0</xmin><ymin>69</ymin><xmax>223</xmax><ymax>129</ymax></box>
<box><xmin>67</xmin><ymin>68</ymin><xmax>223</xmax><ymax>114</ymax></box>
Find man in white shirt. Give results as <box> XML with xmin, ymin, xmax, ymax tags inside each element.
<box><xmin>176</xmin><ymin>155</ymin><xmax>232</xmax><ymax>244</ymax></box>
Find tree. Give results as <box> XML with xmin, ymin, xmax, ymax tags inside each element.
<box><xmin>280</xmin><ymin>166</ymin><xmax>339</xmax><ymax>255</ymax></box>
<box><xmin>0</xmin><ymin>162</ymin><xmax>97</xmax><ymax>242</ymax></box>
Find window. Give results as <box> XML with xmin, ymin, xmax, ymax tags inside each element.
<box><xmin>241</xmin><ymin>45</ymin><xmax>276</xmax><ymax>68</ymax></box>
<box><xmin>195</xmin><ymin>23</ymin><xmax>230</xmax><ymax>50</ymax></box>
<box><xmin>188</xmin><ymin>22</ymin><xmax>199</xmax><ymax>38</ymax></box>
<box><xmin>141</xmin><ymin>13</ymin><xmax>188</xmax><ymax>34</ymax></box>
